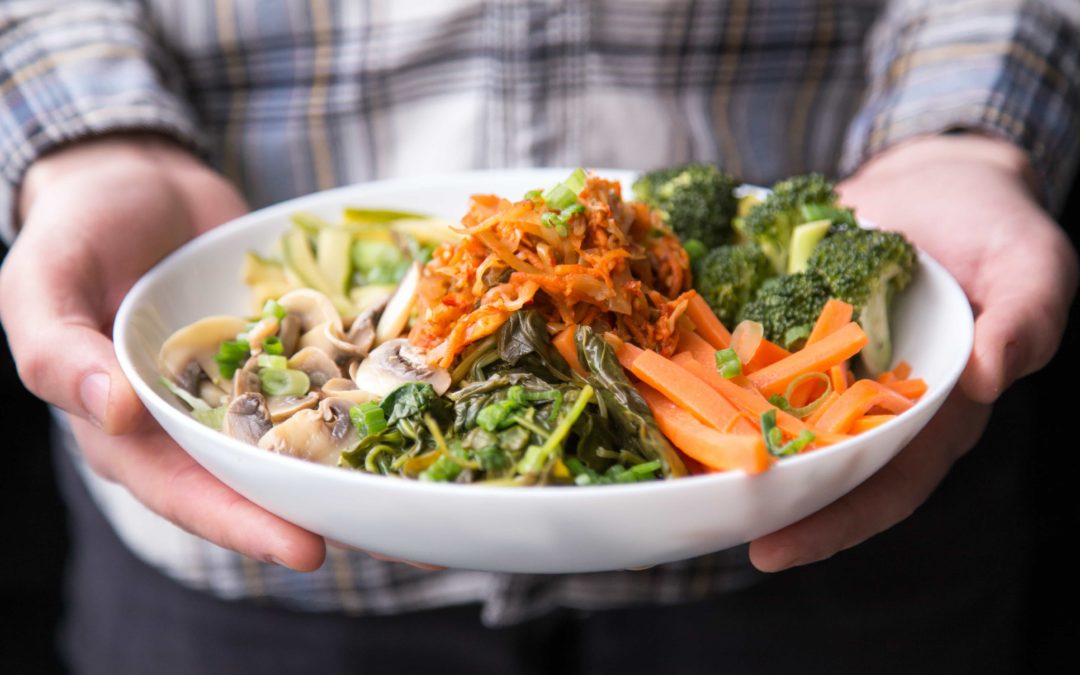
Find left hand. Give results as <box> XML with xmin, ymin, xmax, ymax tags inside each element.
<box><xmin>748</xmin><ymin>134</ymin><xmax>1078</xmax><ymax>571</ymax></box>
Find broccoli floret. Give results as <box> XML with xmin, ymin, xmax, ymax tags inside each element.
<box><xmin>735</xmin><ymin>174</ymin><xmax>855</xmax><ymax>274</ymax></box>
<box><xmin>808</xmin><ymin>229</ymin><xmax>917</xmax><ymax>375</ymax></box>
<box><xmin>693</xmin><ymin>244</ymin><xmax>773</xmax><ymax>328</ymax></box>
<box><xmin>738</xmin><ymin>271</ymin><xmax>832</xmax><ymax>350</ymax></box>
<box><xmin>633</xmin><ymin>164</ymin><xmax>739</xmax><ymax>249</ymax></box>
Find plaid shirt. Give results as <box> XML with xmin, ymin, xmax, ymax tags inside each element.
<box><xmin>3</xmin><ymin>0</ymin><xmax>1079</xmax><ymax>626</ymax></box>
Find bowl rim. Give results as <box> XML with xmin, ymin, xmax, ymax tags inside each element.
<box><xmin>113</xmin><ymin>168</ymin><xmax>974</xmax><ymax>501</ymax></box>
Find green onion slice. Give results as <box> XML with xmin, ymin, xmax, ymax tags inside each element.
<box><xmin>782</xmin><ymin>372</ymin><xmax>833</xmax><ymax>418</ymax></box>
<box><xmin>256</xmin><ymin>354</ymin><xmax>288</xmax><ymax>370</ymax></box>
<box><xmin>715</xmin><ymin>348</ymin><xmax>742</xmax><ymax>378</ymax></box>
<box><xmin>258</xmin><ymin>368</ymin><xmax>310</xmax><ymax>396</ymax></box>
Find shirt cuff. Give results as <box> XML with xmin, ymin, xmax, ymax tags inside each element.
<box><xmin>841</xmin><ymin>0</ymin><xmax>1080</xmax><ymax>211</ymax></box>
<box><xmin>0</xmin><ymin>2</ymin><xmax>205</xmax><ymax>243</ymax></box>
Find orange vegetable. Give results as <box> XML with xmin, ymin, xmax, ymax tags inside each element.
<box><xmin>621</xmin><ymin>347</ymin><xmax>757</xmax><ymax>435</ymax></box>
<box><xmin>850</xmin><ymin>415</ymin><xmax>896</xmax><ymax>434</ymax></box>
<box><xmin>670</xmin><ymin>352</ymin><xmax>846</xmax><ymax>446</ymax></box>
<box><xmin>829</xmin><ymin>363</ymin><xmax>849</xmax><ymax>395</ymax></box>
<box><xmin>747</xmin><ymin>322</ymin><xmax>869</xmax><ymax>397</ymax></box>
<box><xmin>676</xmin><ymin>329</ymin><xmax>717</xmax><ymax>366</ymax></box>
<box><xmin>685</xmin><ymin>292</ymin><xmax>732</xmax><ymax>349</ymax></box>
<box><xmin>805</xmin><ymin>298</ymin><xmax>854</xmax><ymax>346</ymax></box>
<box><xmin>637</xmin><ymin>384</ymin><xmax>771</xmax><ymax>474</ymax></box>
<box><xmin>553</xmin><ymin>326</ymin><xmax>587</xmax><ymax>377</ymax></box>
<box><xmin>813</xmin><ymin>379</ymin><xmax>913</xmax><ymax>434</ymax></box>
<box><xmin>887</xmin><ymin>378</ymin><xmax>928</xmax><ymax>400</ymax></box>
<box><xmin>745</xmin><ymin>338</ymin><xmax>791</xmax><ymax>373</ymax></box>
<box><xmin>804</xmin><ymin>391</ymin><xmax>840</xmax><ymax>427</ymax></box>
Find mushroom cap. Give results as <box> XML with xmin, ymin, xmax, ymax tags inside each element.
<box><xmin>278</xmin><ymin>288</ymin><xmax>343</xmax><ymax>333</ymax></box>
<box><xmin>353</xmin><ymin>338</ymin><xmax>451</xmax><ymax>398</ymax></box>
<box><xmin>159</xmin><ymin>315</ymin><xmax>248</xmax><ymax>389</ymax></box>
<box><xmin>222</xmin><ymin>392</ymin><xmax>273</xmax><ymax>445</ymax></box>
<box><xmin>257</xmin><ymin>397</ymin><xmax>359</xmax><ymax>465</ymax></box>
<box><xmin>266</xmin><ymin>392</ymin><xmax>320</xmax><ymax>423</ymax></box>
<box><xmin>288</xmin><ymin>347</ymin><xmax>342</xmax><ymax>389</ymax></box>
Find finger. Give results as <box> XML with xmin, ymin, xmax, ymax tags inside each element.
<box><xmin>0</xmin><ymin>239</ymin><xmax>145</xmax><ymax>434</ymax></box>
<box><xmin>961</xmin><ymin>226</ymin><xmax>1078</xmax><ymax>403</ymax></box>
<box><xmin>748</xmin><ymin>395</ymin><xmax>990</xmax><ymax>572</ymax></box>
<box><xmin>71</xmin><ymin>416</ymin><xmax>326</xmax><ymax>571</ymax></box>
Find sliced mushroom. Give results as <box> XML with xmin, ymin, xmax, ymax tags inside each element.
<box><xmin>277</xmin><ymin>288</ymin><xmax>342</xmax><ymax>333</ymax></box>
<box><xmin>222</xmin><ymin>393</ymin><xmax>273</xmax><ymax>445</ymax></box>
<box><xmin>352</xmin><ymin>338</ymin><xmax>451</xmax><ymax>398</ymax></box>
<box><xmin>197</xmin><ymin>380</ymin><xmax>230</xmax><ymax>408</ymax></box>
<box><xmin>257</xmin><ymin>397</ymin><xmax>359</xmax><ymax>465</ymax></box>
<box><xmin>278</xmin><ymin>314</ymin><xmax>302</xmax><ymax>357</ymax></box>
<box><xmin>245</xmin><ymin>316</ymin><xmax>280</xmax><ymax>351</ymax></box>
<box><xmin>159</xmin><ymin>316</ymin><xmax>248</xmax><ymax>389</ymax></box>
<box><xmin>288</xmin><ymin>347</ymin><xmax>342</xmax><ymax>389</ymax></box>
<box><xmin>321</xmin><ymin>377</ymin><xmax>377</xmax><ymax>405</ymax></box>
<box><xmin>299</xmin><ymin>321</ymin><xmax>367</xmax><ymax>366</ymax></box>
<box><xmin>375</xmin><ymin>261</ymin><xmax>421</xmax><ymax>345</ymax></box>
<box><xmin>232</xmin><ymin>362</ymin><xmax>262</xmax><ymax>399</ymax></box>
<box><xmin>266</xmin><ymin>392</ymin><xmax>320</xmax><ymax>423</ymax></box>
<box><xmin>345</xmin><ymin>303</ymin><xmax>381</xmax><ymax>355</ymax></box>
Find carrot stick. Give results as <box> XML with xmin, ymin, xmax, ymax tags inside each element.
<box><xmin>891</xmin><ymin>361</ymin><xmax>912</xmax><ymax>380</ymax></box>
<box><xmin>637</xmin><ymin>384</ymin><xmax>771</xmax><ymax>474</ymax></box>
<box><xmin>813</xmin><ymin>379</ymin><xmax>913</xmax><ymax>434</ymax></box>
<box><xmin>850</xmin><ymin>414</ymin><xmax>896</xmax><ymax>434</ymax></box>
<box><xmin>887</xmin><ymin>378</ymin><xmax>928</xmax><ymax>400</ymax></box>
<box><xmin>623</xmin><ymin>348</ymin><xmax>758</xmax><ymax>435</ymax></box>
<box><xmin>615</xmin><ymin>341</ymin><xmax>644</xmax><ymax>371</ymax></box>
<box><xmin>804</xmin><ymin>391</ymin><xmax>840</xmax><ymax>427</ymax></box>
<box><xmin>744</xmin><ymin>338</ymin><xmax>790</xmax><ymax>373</ymax></box>
<box><xmin>685</xmin><ymin>292</ymin><xmax>731</xmax><ymax>349</ymax></box>
<box><xmin>747</xmin><ymin>322</ymin><xmax>869</xmax><ymax>397</ymax></box>
<box><xmin>677</xmin><ymin>329</ymin><xmax>717</xmax><ymax>366</ymax></box>
<box><xmin>553</xmin><ymin>326</ymin><xmax>587</xmax><ymax>377</ymax></box>
<box><xmin>670</xmin><ymin>352</ymin><xmax>846</xmax><ymax>446</ymax></box>
<box><xmin>805</xmin><ymin>298</ymin><xmax>854</xmax><ymax>346</ymax></box>
<box><xmin>829</xmin><ymin>363</ymin><xmax>849</xmax><ymax>395</ymax></box>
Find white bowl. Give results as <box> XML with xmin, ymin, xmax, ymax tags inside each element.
<box><xmin>114</xmin><ymin>169</ymin><xmax>973</xmax><ymax>573</ymax></box>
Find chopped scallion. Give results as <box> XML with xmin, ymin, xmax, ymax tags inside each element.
<box><xmin>258</xmin><ymin>368</ymin><xmax>310</xmax><ymax>396</ymax></box>
<box><xmin>262</xmin><ymin>336</ymin><xmax>284</xmax><ymax>355</ymax></box>
<box><xmin>256</xmin><ymin>354</ymin><xmax>288</xmax><ymax>370</ymax></box>
<box><xmin>715</xmin><ymin>348</ymin><xmax>742</xmax><ymax>378</ymax></box>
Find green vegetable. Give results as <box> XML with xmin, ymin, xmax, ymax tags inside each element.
<box><xmin>787</xmin><ymin>219</ymin><xmax>832</xmax><ymax>274</ymax></box>
<box><xmin>738</xmin><ymin>270</ymin><xmax>831</xmax><ymax>350</ymax></box>
<box><xmin>281</xmin><ymin>228</ymin><xmax>337</xmax><ymax>296</ymax></box>
<box><xmin>517</xmin><ymin>385</ymin><xmax>594</xmax><ymax>477</ymax></box>
<box><xmin>715</xmin><ymin>348</ymin><xmax>742</xmax><ymax>378</ymax></box>
<box><xmin>633</xmin><ymin>164</ymin><xmax>739</xmax><ymax>249</ymax></box>
<box><xmin>262</xmin><ymin>299</ymin><xmax>287</xmax><ymax>321</ymax></box>
<box><xmin>760</xmin><ymin>410</ymin><xmax>815</xmax><ymax>457</ymax></box>
<box><xmin>808</xmin><ymin>228</ymin><xmax>916</xmax><ymax>375</ymax></box>
<box><xmin>692</xmin><ymin>243</ymin><xmax>772</xmax><ymax>327</ymax></box>
<box><xmin>262</xmin><ymin>336</ymin><xmax>284</xmax><ymax>355</ymax></box>
<box><xmin>192</xmin><ymin>406</ymin><xmax>226</xmax><ymax>431</ymax></box>
<box><xmin>258</xmin><ymin>368</ymin><xmax>310</xmax><ymax>396</ymax></box>
<box><xmin>256</xmin><ymin>354</ymin><xmax>288</xmax><ymax>370</ymax></box>
<box><xmin>379</xmin><ymin>382</ymin><xmax>437</xmax><ymax>425</ymax></box>
<box><xmin>214</xmin><ymin>339</ymin><xmax>250</xmax><ymax>380</ymax></box>
<box><xmin>159</xmin><ymin>376</ymin><xmax>211</xmax><ymax>411</ymax></box>
<box><xmin>350</xmin><ymin>402</ymin><xmax>388</xmax><ymax>436</ymax></box>
<box><xmin>316</xmin><ymin>227</ymin><xmax>353</xmax><ymax>295</ymax></box>
<box><xmin>542</xmin><ymin>168</ymin><xmax>587</xmax><ymax>211</ymax></box>
<box><xmin>351</xmin><ymin>239</ymin><xmax>408</xmax><ymax>285</ymax></box>
<box><xmin>735</xmin><ymin>173</ymin><xmax>847</xmax><ymax>274</ymax></box>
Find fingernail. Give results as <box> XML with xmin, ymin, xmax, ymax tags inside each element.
<box><xmin>80</xmin><ymin>373</ymin><xmax>110</xmax><ymax>428</ymax></box>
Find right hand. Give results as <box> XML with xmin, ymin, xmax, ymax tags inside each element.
<box><xmin>0</xmin><ymin>135</ymin><xmax>326</xmax><ymax>570</ymax></box>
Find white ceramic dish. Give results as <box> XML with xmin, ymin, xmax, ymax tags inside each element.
<box><xmin>114</xmin><ymin>169</ymin><xmax>973</xmax><ymax>573</ymax></box>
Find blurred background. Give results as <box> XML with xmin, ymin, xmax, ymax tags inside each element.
<box><xmin>1</xmin><ymin>177</ymin><xmax>1077</xmax><ymax>672</ymax></box>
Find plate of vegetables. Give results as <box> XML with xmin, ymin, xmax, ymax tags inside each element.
<box><xmin>114</xmin><ymin>167</ymin><xmax>972</xmax><ymax>572</ymax></box>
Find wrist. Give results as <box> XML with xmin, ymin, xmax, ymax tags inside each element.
<box><xmin>19</xmin><ymin>133</ymin><xmax>206</xmax><ymax>222</ymax></box>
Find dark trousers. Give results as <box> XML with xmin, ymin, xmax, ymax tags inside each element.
<box><xmin>56</xmin><ymin>383</ymin><xmax>1036</xmax><ymax>675</ymax></box>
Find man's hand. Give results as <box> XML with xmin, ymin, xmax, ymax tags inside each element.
<box><xmin>0</xmin><ymin>135</ymin><xmax>326</xmax><ymax>570</ymax></box>
<box><xmin>749</xmin><ymin>134</ymin><xmax>1079</xmax><ymax>572</ymax></box>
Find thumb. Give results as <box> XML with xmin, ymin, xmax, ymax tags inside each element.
<box><xmin>0</xmin><ymin>240</ymin><xmax>145</xmax><ymax>435</ymax></box>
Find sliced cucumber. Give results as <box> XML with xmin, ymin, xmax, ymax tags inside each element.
<box><xmin>281</xmin><ymin>228</ymin><xmax>335</xmax><ymax>296</ymax></box>
<box><xmin>316</xmin><ymin>227</ymin><xmax>354</xmax><ymax>295</ymax></box>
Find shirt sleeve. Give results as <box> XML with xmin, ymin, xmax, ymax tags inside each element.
<box><xmin>841</xmin><ymin>0</ymin><xmax>1080</xmax><ymax>211</ymax></box>
<box><xmin>0</xmin><ymin>1</ymin><xmax>204</xmax><ymax>242</ymax></box>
